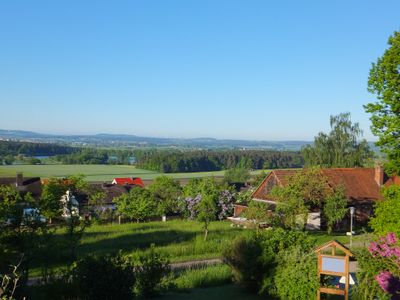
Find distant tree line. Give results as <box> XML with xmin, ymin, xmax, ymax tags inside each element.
<box><xmin>0</xmin><ymin>140</ymin><xmax>77</xmax><ymax>157</ymax></box>
<box><xmin>135</xmin><ymin>150</ymin><xmax>304</xmax><ymax>173</ymax></box>
<box><xmin>0</xmin><ymin>140</ymin><xmax>304</xmax><ymax>172</ymax></box>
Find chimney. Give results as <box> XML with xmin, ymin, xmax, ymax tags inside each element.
<box><xmin>375</xmin><ymin>164</ymin><xmax>384</xmax><ymax>186</ymax></box>
<box><xmin>16</xmin><ymin>172</ymin><xmax>23</xmax><ymax>187</ymax></box>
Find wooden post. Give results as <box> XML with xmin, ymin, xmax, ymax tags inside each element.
<box><xmin>345</xmin><ymin>255</ymin><xmax>349</xmax><ymax>300</ymax></box>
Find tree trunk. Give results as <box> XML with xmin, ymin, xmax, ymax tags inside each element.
<box><xmin>204</xmin><ymin>228</ymin><xmax>209</xmax><ymax>241</ymax></box>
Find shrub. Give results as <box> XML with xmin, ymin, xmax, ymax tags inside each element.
<box><xmin>352</xmin><ymin>248</ymin><xmax>391</xmax><ymax>299</ymax></box>
<box><xmin>222</xmin><ymin>233</ymin><xmax>264</xmax><ymax>292</ymax></box>
<box><xmin>72</xmin><ymin>254</ymin><xmax>135</xmax><ymax>300</ymax></box>
<box><xmin>223</xmin><ymin>228</ymin><xmax>316</xmax><ymax>296</ymax></box>
<box><xmin>273</xmin><ymin>247</ymin><xmax>319</xmax><ymax>299</ymax></box>
<box><xmin>370</xmin><ymin>185</ymin><xmax>400</xmax><ymax>237</ymax></box>
<box><xmin>115</xmin><ymin>187</ymin><xmax>156</xmax><ymax>222</ymax></box>
<box><xmin>132</xmin><ymin>245</ymin><xmax>171</xmax><ymax>298</ymax></box>
<box><xmin>353</xmin><ymin>233</ymin><xmax>400</xmax><ymax>299</ymax></box>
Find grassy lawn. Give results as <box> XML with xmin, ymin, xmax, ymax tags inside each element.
<box><xmin>30</xmin><ymin>220</ymin><xmax>245</xmax><ymax>276</ymax></box>
<box><xmin>0</xmin><ymin>164</ymin><xmax>268</xmax><ymax>181</ymax></box>
<box><xmin>310</xmin><ymin>231</ymin><xmax>375</xmax><ymax>249</ymax></box>
<box><xmin>30</xmin><ymin>219</ymin><xmax>373</xmax><ymax>277</ymax></box>
<box><xmin>79</xmin><ymin>220</ymin><xmax>242</xmax><ymax>261</ymax></box>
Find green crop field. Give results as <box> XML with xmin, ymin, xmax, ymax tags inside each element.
<box><xmin>0</xmin><ymin>164</ymin><xmax>268</xmax><ymax>182</ymax></box>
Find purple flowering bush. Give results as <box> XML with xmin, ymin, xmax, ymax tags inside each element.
<box><xmin>355</xmin><ymin>233</ymin><xmax>400</xmax><ymax>299</ymax></box>
<box><xmin>183</xmin><ymin>190</ymin><xmax>234</xmax><ymax>221</ymax></box>
<box><xmin>183</xmin><ymin>195</ymin><xmax>202</xmax><ymax>220</ymax></box>
<box><xmin>217</xmin><ymin>190</ymin><xmax>235</xmax><ymax>220</ymax></box>
<box><xmin>368</xmin><ymin>233</ymin><xmax>400</xmax><ymax>298</ymax></box>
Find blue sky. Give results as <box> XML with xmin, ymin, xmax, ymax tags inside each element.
<box><xmin>0</xmin><ymin>1</ymin><xmax>399</xmax><ymax>141</ymax></box>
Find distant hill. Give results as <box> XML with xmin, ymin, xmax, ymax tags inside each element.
<box><xmin>0</xmin><ymin>129</ymin><xmax>379</xmax><ymax>151</ymax></box>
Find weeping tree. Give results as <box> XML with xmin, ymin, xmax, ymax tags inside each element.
<box><xmin>302</xmin><ymin>112</ymin><xmax>373</xmax><ymax>167</ymax></box>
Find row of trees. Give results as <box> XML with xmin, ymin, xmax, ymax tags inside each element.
<box><xmin>136</xmin><ymin>149</ymin><xmax>303</xmax><ymax>173</ymax></box>
<box><xmin>0</xmin><ymin>140</ymin><xmax>76</xmax><ymax>157</ymax></box>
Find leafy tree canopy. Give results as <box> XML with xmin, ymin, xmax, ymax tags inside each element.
<box><xmin>365</xmin><ymin>31</ymin><xmax>400</xmax><ymax>175</ymax></box>
<box><xmin>323</xmin><ymin>185</ymin><xmax>347</xmax><ymax>234</ymax></box>
<box><xmin>148</xmin><ymin>176</ymin><xmax>182</xmax><ymax>216</ymax></box>
<box><xmin>369</xmin><ymin>185</ymin><xmax>400</xmax><ymax>237</ymax></box>
<box><xmin>301</xmin><ymin>112</ymin><xmax>373</xmax><ymax>168</ymax></box>
<box><xmin>271</xmin><ymin>168</ymin><xmax>348</xmax><ymax>232</ymax></box>
<box><xmin>115</xmin><ymin>187</ymin><xmax>156</xmax><ymax>222</ymax></box>
<box><xmin>224</xmin><ymin>167</ymin><xmax>251</xmax><ymax>184</ymax></box>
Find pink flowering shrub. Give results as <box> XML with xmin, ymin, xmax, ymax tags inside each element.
<box><xmin>368</xmin><ymin>233</ymin><xmax>400</xmax><ymax>299</ymax></box>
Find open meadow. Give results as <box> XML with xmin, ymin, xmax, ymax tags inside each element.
<box><xmin>31</xmin><ymin>219</ymin><xmax>373</xmax><ymax>277</ymax></box>
<box><xmin>0</xmin><ymin>164</ymin><xmax>268</xmax><ymax>182</ymax></box>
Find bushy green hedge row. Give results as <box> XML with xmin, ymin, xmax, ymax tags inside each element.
<box><xmin>35</xmin><ymin>246</ymin><xmax>170</xmax><ymax>300</ymax></box>
<box><xmin>223</xmin><ymin>228</ymin><xmax>318</xmax><ymax>299</ymax></box>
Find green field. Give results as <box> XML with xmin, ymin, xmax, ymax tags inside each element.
<box><xmin>0</xmin><ymin>164</ymin><xmax>267</xmax><ymax>182</ymax></box>
<box><xmin>31</xmin><ymin>219</ymin><xmax>372</xmax><ymax>277</ymax></box>
<box><xmin>31</xmin><ymin>220</ymin><xmax>245</xmax><ymax>276</ymax></box>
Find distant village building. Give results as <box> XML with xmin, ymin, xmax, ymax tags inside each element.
<box><xmin>111</xmin><ymin>177</ymin><xmax>145</xmax><ymax>188</ymax></box>
<box><xmin>0</xmin><ymin>172</ymin><xmax>42</xmax><ymax>199</ymax></box>
<box><xmin>233</xmin><ymin>166</ymin><xmax>399</xmax><ymax>230</ymax></box>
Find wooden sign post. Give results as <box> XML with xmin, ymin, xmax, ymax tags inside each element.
<box><xmin>315</xmin><ymin>240</ymin><xmax>353</xmax><ymax>300</ymax></box>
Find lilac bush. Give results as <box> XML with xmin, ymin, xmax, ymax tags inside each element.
<box><xmin>183</xmin><ymin>190</ymin><xmax>235</xmax><ymax>220</ymax></box>
<box><xmin>217</xmin><ymin>190</ymin><xmax>235</xmax><ymax>220</ymax></box>
<box><xmin>184</xmin><ymin>195</ymin><xmax>202</xmax><ymax>220</ymax></box>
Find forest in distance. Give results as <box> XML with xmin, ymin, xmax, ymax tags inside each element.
<box><xmin>0</xmin><ymin>140</ymin><xmax>304</xmax><ymax>172</ymax></box>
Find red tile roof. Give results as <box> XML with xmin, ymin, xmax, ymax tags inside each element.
<box><xmin>112</xmin><ymin>177</ymin><xmax>144</xmax><ymax>188</ymax></box>
<box><xmin>252</xmin><ymin>168</ymin><xmax>389</xmax><ymax>202</ymax></box>
<box><xmin>384</xmin><ymin>175</ymin><xmax>400</xmax><ymax>187</ymax></box>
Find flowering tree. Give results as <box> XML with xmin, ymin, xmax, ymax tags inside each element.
<box><xmin>182</xmin><ymin>178</ymin><xmax>235</xmax><ymax>240</ymax></box>
<box><xmin>217</xmin><ymin>190</ymin><xmax>235</xmax><ymax>220</ymax></box>
<box><xmin>184</xmin><ymin>195</ymin><xmax>202</xmax><ymax>220</ymax></box>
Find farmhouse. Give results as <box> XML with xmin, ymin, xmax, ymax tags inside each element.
<box><xmin>233</xmin><ymin>166</ymin><xmax>398</xmax><ymax>230</ymax></box>
<box><xmin>80</xmin><ymin>182</ymin><xmax>133</xmax><ymax>210</ymax></box>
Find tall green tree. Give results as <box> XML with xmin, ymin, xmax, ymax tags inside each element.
<box><xmin>148</xmin><ymin>175</ymin><xmax>182</xmax><ymax>217</ymax></box>
<box><xmin>364</xmin><ymin>31</ymin><xmax>400</xmax><ymax>175</ymax></box>
<box><xmin>115</xmin><ymin>187</ymin><xmax>156</xmax><ymax>223</ymax></box>
<box><xmin>369</xmin><ymin>185</ymin><xmax>400</xmax><ymax>237</ymax></box>
<box><xmin>183</xmin><ymin>177</ymin><xmax>223</xmax><ymax>240</ymax></box>
<box><xmin>271</xmin><ymin>168</ymin><xmax>330</xmax><ymax>230</ymax></box>
<box><xmin>224</xmin><ymin>167</ymin><xmax>251</xmax><ymax>184</ymax></box>
<box><xmin>301</xmin><ymin>112</ymin><xmax>372</xmax><ymax>167</ymax></box>
<box><xmin>40</xmin><ymin>178</ymin><xmax>68</xmax><ymax>222</ymax></box>
<box><xmin>323</xmin><ymin>186</ymin><xmax>347</xmax><ymax>234</ymax></box>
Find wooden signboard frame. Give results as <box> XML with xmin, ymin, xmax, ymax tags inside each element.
<box><xmin>315</xmin><ymin>240</ymin><xmax>353</xmax><ymax>300</ymax></box>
